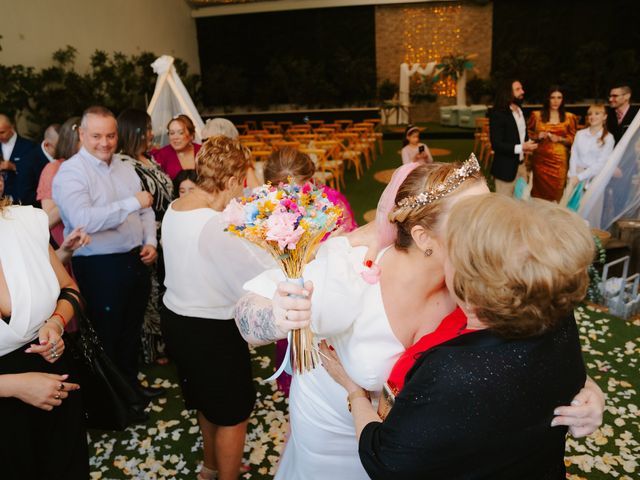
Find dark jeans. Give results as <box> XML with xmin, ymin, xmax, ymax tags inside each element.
<box><xmin>72</xmin><ymin>249</ymin><xmax>151</xmax><ymax>386</ymax></box>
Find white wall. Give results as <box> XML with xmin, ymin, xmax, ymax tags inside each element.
<box><xmin>0</xmin><ymin>0</ymin><xmax>200</xmax><ymax>73</ymax></box>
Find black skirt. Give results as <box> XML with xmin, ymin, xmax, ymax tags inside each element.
<box><xmin>0</xmin><ymin>339</ymin><xmax>89</xmax><ymax>480</ymax></box>
<box><xmin>161</xmin><ymin>306</ymin><xmax>256</xmax><ymax>426</ymax></box>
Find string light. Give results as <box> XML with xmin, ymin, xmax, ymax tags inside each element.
<box><xmin>402</xmin><ymin>3</ymin><xmax>462</xmax><ymax>97</ymax></box>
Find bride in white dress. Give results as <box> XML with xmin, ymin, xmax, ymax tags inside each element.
<box><xmin>234</xmin><ymin>160</ymin><xmax>605</xmax><ymax>479</ymax></box>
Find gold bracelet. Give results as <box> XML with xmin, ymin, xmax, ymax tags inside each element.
<box><xmin>347</xmin><ymin>389</ymin><xmax>370</xmax><ymax>412</ymax></box>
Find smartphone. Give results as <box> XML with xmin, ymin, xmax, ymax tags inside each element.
<box><xmin>418</xmin><ymin>145</ymin><xmax>425</xmax><ymax>153</ymax></box>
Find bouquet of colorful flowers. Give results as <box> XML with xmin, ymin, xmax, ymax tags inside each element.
<box><xmin>222</xmin><ymin>181</ymin><xmax>343</xmax><ymax>373</ymax></box>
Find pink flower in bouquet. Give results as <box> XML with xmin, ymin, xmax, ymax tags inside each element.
<box><xmin>222</xmin><ymin>198</ymin><xmax>246</xmax><ymax>225</ymax></box>
<box><xmin>266</xmin><ymin>210</ymin><xmax>305</xmax><ymax>250</ymax></box>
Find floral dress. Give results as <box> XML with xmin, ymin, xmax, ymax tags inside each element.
<box><xmin>120</xmin><ymin>154</ymin><xmax>173</xmax><ymax>363</ymax></box>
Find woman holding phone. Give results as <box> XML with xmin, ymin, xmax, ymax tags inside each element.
<box><xmin>401</xmin><ymin>125</ymin><xmax>433</xmax><ymax>164</ymax></box>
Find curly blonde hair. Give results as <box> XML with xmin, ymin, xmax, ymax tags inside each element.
<box><xmin>389</xmin><ymin>162</ymin><xmax>484</xmax><ymax>251</ymax></box>
<box><xmin>446</xmin><ymin>194</ymin><xmax>594</xmax><ymax>338</ymax></box>
<box><xmin>195</xmin><ymin>135</ymin><xmax>251</xmax><ymax>194</ymax></box>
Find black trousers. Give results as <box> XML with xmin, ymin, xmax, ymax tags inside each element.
<box><xmin>72</xmin><ymin>249</ymin><xmax>151</xmax><ymax>385</ymax></box>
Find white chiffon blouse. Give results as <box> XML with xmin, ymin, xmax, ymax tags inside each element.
<box><xmin>162</xmin><ymin>203</ymin><xmax>275</xmax><ymax>320</ymax></box>
<box><xmin>0</xmin><ymin>206</ymin><xmax>59</xmax><ymax>356</ymax></box>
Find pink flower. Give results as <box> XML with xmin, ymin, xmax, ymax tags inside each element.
<box><xmin>266</xmin><ymin>211</ymin><xmax>305</xmax><ymax>249</ymax></box>
<box><xmin>221</xmin><ymin>199</ymin><xmax>245</xmax><ymax>226</ymax></box>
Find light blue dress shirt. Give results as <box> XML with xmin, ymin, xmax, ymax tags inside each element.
<box><xmin>52</xmin><ymin>147</ymin><xmax>157</xmax><ymax>256</ymax></box>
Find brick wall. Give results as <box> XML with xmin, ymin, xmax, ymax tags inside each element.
<box><xmin>375</xmin><ymin>0</ymin><xmax>493</xmax><ymax>118</ymax></box>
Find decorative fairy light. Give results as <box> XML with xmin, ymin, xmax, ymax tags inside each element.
<box><xmin>402</xmin><ymin>3</ymin><xmax>462</xmax><ymax>97</ymax></box>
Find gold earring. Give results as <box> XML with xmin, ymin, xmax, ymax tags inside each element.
<box><xmin>424</xmin><ymin>248</ymin><xmax>433</xmax><ymax>257</ymax></box>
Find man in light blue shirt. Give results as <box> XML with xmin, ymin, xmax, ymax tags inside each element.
<box><xmin>53</xmin><ymin>106</ymin><xmax>163</xmax><ymax>403</ymax></box>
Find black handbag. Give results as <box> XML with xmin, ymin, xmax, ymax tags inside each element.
<box><xmin>59</xmin><ymin>288</ymin><xmax>147</xmax><ymax>430</ymax></box>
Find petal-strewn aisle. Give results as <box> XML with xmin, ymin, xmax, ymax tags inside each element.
<box><xmin>88</xmin><ymin>305</ymin><xmax>639</xmax><ymax>479</ymax></box>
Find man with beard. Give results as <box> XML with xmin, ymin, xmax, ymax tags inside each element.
<box><xmin>490</xmin><ymin>79</ymin><xmax>538</xmax><ymax>195</ymax></box>
<box><xmin>606</xmin><ymin>83</ymin><xmax>639</xmax><ymax>145</ymax></box>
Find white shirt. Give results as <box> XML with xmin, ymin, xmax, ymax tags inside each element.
<box><xmin>0</xmin><ymin>206</ymin><xmax>59</xmax><ymax>356</ymax></box>
<box><xmin>511</xmin><ymin>106</ymin><xmax>526</xmax><ymax>160</ymax></box>
<box><xmin>569</xmin><ymin>128</ymin><xmax>614</xmax><ymax>182</ymax></box>
<box><xmin>1</xmin><ymin>132</ymin><xmax>17</xmax><ymax>160</ymax></box>
<box><xmin>162</xmin><ymin>203</ymin><xmax>275</xmax><ymax>319</ymax></box>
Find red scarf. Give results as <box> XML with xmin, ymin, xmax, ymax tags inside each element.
<box><xmin>387</xmin><ymin>307</ymin><xmax>472</xmax><ymax>394</ymax></box>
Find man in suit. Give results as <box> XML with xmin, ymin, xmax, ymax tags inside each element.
<box><xmin>0</xmin><ymin>113</ymin><xmax>36</xmax><ymax>201</ymax></box>
<box><xmin>489</xmin><ymin>80</ymin><xmax>538</xmax><ymax>195</ymax></box>
<box><xmin>607</xmin><ymin>84</ymin><xmax>639</xmax><ymax>145</ymax></box>
<box><xmin>16</xmin><ymin>123</ymin><xmax>60</xmax><ymax>206</ymax></box>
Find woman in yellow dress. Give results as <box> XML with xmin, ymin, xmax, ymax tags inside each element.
<box><xmin>527</xmin><ymin>86</ymin><xmax>578</xmax><ymax>201</ymax></box>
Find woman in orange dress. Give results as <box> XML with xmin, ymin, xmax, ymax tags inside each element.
<box><xmin>527</xmin><ymin>86</ymin><xmax>578</xmax><ymax>201</ymax></box>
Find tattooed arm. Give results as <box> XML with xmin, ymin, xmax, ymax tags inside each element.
<box><xmin>234</xmin><ymin>281</ymin><xmax>314</xmax><ymax>346</ymax></box>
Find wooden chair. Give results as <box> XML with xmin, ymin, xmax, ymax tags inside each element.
<box><xmin>347</xmin><ymin>127</ymin><xmax>375</xmax><ymax>167</ymax></box>
<box><xmin>362</xmin><ymin>119</ymin><xmax>384</xmax><ymax>154</ymax></box>
<box><xmin>301</xmin><ymin>148</ymin><xmax>341</xmax><ymax>191</ymax></box>
<box><xmin>313</xmin><ymin>127</ymin><xmax>336</xmax><ymax>138</ymax></box>
<box><xmin>335</xmin><ymin>119</ymin><xmax>353</xmax><ymax>130</ymax></box>
<box><xmin>335</xmin><ymin>132</ymin><xmax>364</xmax><ymax>179</ymax></box>
<box><xmin>250</xmin><ymin>150</ymin><xmax>273</xmax><ymax>162</ymax></box>
<box><xmin>308</xmin><ymin>120</ymin><xmax>324</xmax><ymax>129</ymax></box>
<box><xmin>263</xmin><ymin>124</ymin><xmax>282</xmax><ymax>134</ymax></box>
<box><xmin>238</xmin><ymin>134</ymin><xmax>258</xmax><ymax>142</ymax></box>
<box><xmin>242</xmin><ymin>141</ymin><xmax>268</xmax><ymax>151</ymax></box>
<box><xmin>260</xmin><ymin>134</ymin><xmax>284</xmax><ymax>145</ymax></box>
<box><xmin>247</xmin><ymin>129</ymin><xmax>269</xmax><ymax>137</ymax></box>
<box><xmin>277</xmin><ymin>121</ymin><xmax>293</xmax><ymax>132</ymax></box>
<box><xmin>290</xmin><ymin>124</ymin><xmax>311</xmax><ymax>132</ymax></box>
<box><xmin>290</xmin><ymin>133</ymin><xmax>317</xmax><ymax>147</ymax></box>
<box><xmin>235</xmin><ymin>124</ymin><xmax>250</xmax><ymax>135</ymax></box>
<box><xmin>272</xmin><ymin>141</ymin><xmax>301</xmax><ymax>150</ymax></box>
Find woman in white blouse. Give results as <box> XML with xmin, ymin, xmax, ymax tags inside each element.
<box><xmin>567</xmin><ymin>104</ymin><xmax>615</xmax><ymax>189</ymax></box>
<box><xmin>161</xmin><ymin>136</ymin><xmax>273</xmax><ymax>480</ymax></box>
<box><xmin>0</xmin><ymin>200</ymin><xmax>87</xmax><ymax>477</ymax></box>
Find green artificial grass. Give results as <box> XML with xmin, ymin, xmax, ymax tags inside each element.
<box><xmin>343</xmin><ymin>138</ymin><xmax>474</xmax><ymax>225</ymax></box>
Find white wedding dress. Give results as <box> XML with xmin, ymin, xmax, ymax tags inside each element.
<box><xmin>244</xmin><ymin>237</ymin><xmax>405</xmax><ymax>479</ymax></box>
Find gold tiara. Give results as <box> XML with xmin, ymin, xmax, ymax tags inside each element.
<box><xmin>396</xmin><ymin>153</ymin><xmax>481</xmax><ymax>209</ymax></box>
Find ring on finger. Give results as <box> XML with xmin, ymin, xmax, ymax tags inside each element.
<box><xmin>54</xmin><ymin>393</ymin><xmax>61</xmax><ymax>400</ymax></box>
<box><xmin>58</xmin><ymin>383</ymin><xmax>64</xmax><ymax>391</ymax></box>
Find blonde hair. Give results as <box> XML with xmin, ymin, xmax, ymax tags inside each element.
<box><xmin>446</xmin><ymin>194</ymin><xmax>594</xmax><ymax>338</ymax></box>
<box><xmin>195</xmin><ymin>135</ymin><xmax>251</xmax><ymax>194</ymax></box>
<box><xmin>587</xmin><ymin>103</ymin><xmax>609</xmax><ymax>146</ymax></box>
<box><xmin>263</xmin><ymin>147</ymin><xmax>315</xmax><ymax>185</ymax></box>
<box><xmin>389</xmin><ymin>162</ymin><xmax>484</xmax><ymax>251</ymax></box>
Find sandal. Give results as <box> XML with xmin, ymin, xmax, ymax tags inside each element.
<box><xmin>197</xmin><ymin>464</ymin><xmax>216</xmax><ymax>480</ymax></box>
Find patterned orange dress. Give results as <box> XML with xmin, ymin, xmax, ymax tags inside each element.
<box><xmin>527</xmin><ymin>111</ymin><xmax>578</xmax><ymax>201</ymax></box>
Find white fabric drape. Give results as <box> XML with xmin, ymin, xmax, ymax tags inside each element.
<box><xmin>398</xmin><ymin>62</ymin><xmax>437</xmax><ymax>124</ymax></box>
<box><xmin>147</xmin><ymin>55</ymin><xmax>205</xmax><ymax>146</ymax></box>
<box><xmin>579</xmin><ymin>110</ymin><xmax>640</xmax><ymax>229</ymax></box>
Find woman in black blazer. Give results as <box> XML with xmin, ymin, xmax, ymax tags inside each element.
<box><xmin>322</xmin><ymin>194</ymin><xmax>603</xmax><ymax>479</ymax></box>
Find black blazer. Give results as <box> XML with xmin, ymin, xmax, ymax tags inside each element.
<box><xmin>489</xmin><ymin>107</ymin><xmax>528</xmax><ymax>182</ymax></box>
<box><xmin>359</xmin><ymin>314</ymin><xmax>586</xmax><ymax>480</ymax></box>
<box><xmin>16</xmin><ymin>143</ymin><xmax>49</xmax><ymax>206</ymax></box>
<box><xmin>606</xmin><ymin>105</ymin><xmax>639</xmax><ymax>144</ymax></box>
<box><xmin>2</xmin><ymin>135</ymin><xmax>36</xmax><ymax>201</ymax></box>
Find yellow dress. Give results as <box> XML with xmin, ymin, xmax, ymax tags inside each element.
<box><xmin>527</xmin><ymin>111</ymin><xmax>577</xmax><ymax>202</ymax></box>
